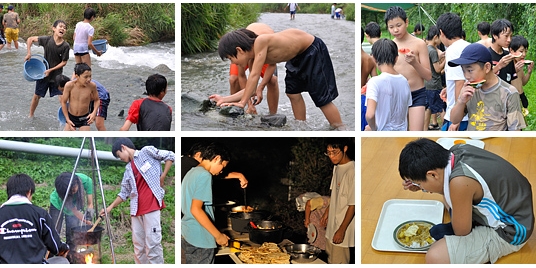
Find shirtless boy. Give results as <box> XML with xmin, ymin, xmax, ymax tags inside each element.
<box><xmin>385</xmin><ymin>6</ymin><xmax>431</xmax><ymax>131</ymax></box>
<box><xmin>60</xmin><ymin>63</ymin><xmax>100</xmax><ymax>131</ymax></box>
<box><xmin>217</xmin><ymin>28</ymin><xmax>345</xmax><ymax>130</ymax></box>
<box><xmin>210</xmin><ymin>23</ymin><xmax>279</xmax><ymax>115</ymax></box>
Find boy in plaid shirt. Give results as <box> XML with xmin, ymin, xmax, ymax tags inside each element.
<box><xmin>101</xmin><ymin>138</ymin><xmax>174</xmax><ymax>263</ymax></box>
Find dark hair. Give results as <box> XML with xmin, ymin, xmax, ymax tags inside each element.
<box><xmin>490</xmin><ymin>19</ymin><xmax>513</xmax><ymax>43</ymax></box>
<box><xmin>399</xmin><ymin>138</ymin><xmax>450</xmax><ymax>182</ymax></box>
<box><xmin>361</xmin><ymin>27</ymin><xmax>364</xmax><ymax>43</ymax></box>
<box><xmin>426</xmin><ymin>25</ymin><xmax>440</xmax><ymax>41</ymax></box>
<box><xmin>477</xmin><ymin>21</ymin><xmax>490</xmax><ymax>35</ymax></box>
<box><xmin>436</xmin><ymin>12</ymin><xmax>463</xmax><ymax>40</ymax></box>
<box><xmin>414</xmin><ymin>23</ymin><xmax>425</xmax><ymax>32</ymax></box>
<box><xmin>6</xmin><ymin>174</ymin><xmax>35</xmax><ymax>199</ymax></box>
<box><xmin>55</xmin><ymin>172</ymin><xmax>84</xmax><ymax>210</ymax></box>
<box><xmin>74</xmin><ymin>62</ymin><xmax>91</xmax><ymax>76</ymax></box>
<box><xmin>201</xmin><ymin>142</ymin><xmax>231</xmax><ymax>163</ymax></box>
<box><xmin>53</xmin><ymin>20</ymin><xmax>67</xmax><ymax>28</ymax></box>
<box><xmin>218</xmin><ymin>29</ymin><xmax>258</xmax><ymax>60</ymax></box>
<box><xmin>55</xmin><ymin>74</ymin><xmax>71</xmax><ymax>88</ymax></box>
<box><xmin>187</xmin><ymin>142</ymin><xmax>207</xmax><ymax>158</ymax></box>
<box><xmin>371</xmin><ymin>38</ymin><xmax>398</xmax><ymax>66</ymax></box>
<box><xmin>384</xmin><ymin>6</ymin><xmax>407</xmax><ymax>25</ymax></box>
<box><xmin>365</xmin><ymin>21</ymin><xmax>381</xmax><ymax>38</ymax></box>
<box><xmin>461</xmin><ymin>30</ymin><xmax>466</xmax><ymax>39</ymax></box>
<box><xmin>146</xmin><ymin>74</ymin><xmax>167</xmax><ymax>96</ymax></box>
<box><xmin>510</xmin><ymin>35</ymin><xmax>529</xmax><ymax>52</ymax></box>
<box><xmin>83</xmin><ymin>7</ymin><xmax>96</xmax><ymax>20</ymax></box>
<box><xmin>326</xmin><ymin>137</ymin><xmax>354</xmax><ymax>160</ymax></box>
<box><xmin>112</xmin><ymin>137</ymin><xmax>136</xmax><ymax>158</ymax></box>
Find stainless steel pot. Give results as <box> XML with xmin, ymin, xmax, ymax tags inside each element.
<box><xmin>284</xmin><ymin>244</ymin><xmax>322</xmax><ymax>263</ymax></box>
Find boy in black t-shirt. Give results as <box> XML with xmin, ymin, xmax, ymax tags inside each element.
<box><xmin>24</xmin><ymin>20</ymin><xmax>70</xmax><ymax>118</ymax></box>
<box><xmin>488</xmin><ymin>19</ymin><xmax>517</xmax><ymax>84</ymax></box>
<box><xmin>120</xmin><ymin>74</ymin><xmax>172</xmax><ymax>131</ymax></box>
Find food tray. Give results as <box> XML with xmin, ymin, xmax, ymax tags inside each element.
<box><xmin>436</xmin><ymin>138</ymin><xmax>485</xmax><ymax>149</ymax></box>
<box><xmin>371</xmin><ymin>199</ymin><xmax>444</xmax><ymax>253</ymax></box>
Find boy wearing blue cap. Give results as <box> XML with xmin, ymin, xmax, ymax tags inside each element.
<box><xmin>449</xmin><ymin>43</ymin><xmax>525</xmax><ymax>131</ymax></box>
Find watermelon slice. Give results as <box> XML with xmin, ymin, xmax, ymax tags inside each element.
<box><xmin>512</xmin><ymin>52</ymin><xmax>522</xmax><ymax>58</ymax></box>
<box><xmin>468</xmin><ymin>79</ymin><xmax>486</xmax><ymax>89</ymax></box>
<box><xmin>398</xmin><ymin>48</ymin><xmax>410</xmax><ymax>54</ymax></box>
<box><xmin>524</xmin><ymin>60</ymin><xmax>533</xmax><ymax>66</ymax></box>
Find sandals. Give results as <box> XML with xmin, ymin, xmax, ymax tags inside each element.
<box><xmin>428</xmin><ymin>124</ymin><xmax>440</xmax><ymax>130</ymax></box>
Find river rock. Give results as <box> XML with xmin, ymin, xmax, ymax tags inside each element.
<box><xmin>260</xmin><ymin>114</ymin><xmax>287</xmax><ymax>127</ymax></box>
<box><xmin>219</xmin><ymin>106</ymin><xmax>244</xmax><ymax>117</ymax></box>
<box><xmin>154</xmin><ymin>64</ymin><xmax>171</xmax><ymax>73</ymax></box>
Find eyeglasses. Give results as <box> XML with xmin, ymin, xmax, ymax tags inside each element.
<box><xmin>409</xmin><ymin>181</ymin><xmax>428</xmax><ymax>193</ymax></box>
<box><xmin>324</xmin><ymin>150</ymin><xmax>342</xmax><ymax>157</ymax></box>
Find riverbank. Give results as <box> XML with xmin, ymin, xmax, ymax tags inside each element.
<box><xmin>0</xmin><ymin>42</ymin><xmax>175</xmax><ymax>131</ymax></box>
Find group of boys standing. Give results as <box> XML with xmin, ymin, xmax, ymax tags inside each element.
<box><xmin>362</xmin><ymin>6</ymin><xmax>532</xmax><ymax>131</ymax></box>
<box><xmin>21</xmin><ymin>6</ymin><xmax>172</xmax><ymax>131</ymax></box>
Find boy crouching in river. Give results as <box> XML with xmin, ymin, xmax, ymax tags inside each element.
<box><xmin>217</xmin><ymin>28</ymin><xmax>346</xmax><ymax>130</ymax></box>
<box><xmin>60</xmin><ymin>63</ymin><xmax>100</xmax><ymax>131</ymax></box>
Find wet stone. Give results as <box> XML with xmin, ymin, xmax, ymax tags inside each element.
<box><xmin>260</xmin><ymin>114</ymin><xmax>287</xmax><ymax>127</ymax></box>
<box><xmin>219</xmin><ymin>106</ymin><xmax>244</xmax><ymax>117</ymax></box>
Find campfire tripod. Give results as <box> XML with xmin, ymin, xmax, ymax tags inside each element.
<box><xmin>55</xmin><ymin>137</ymin><xmax>116</xmax><ymax>264</ymax></box>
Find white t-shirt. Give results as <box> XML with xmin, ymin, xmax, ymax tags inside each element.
<box><xmin>365</xmin><ymin>72</ymin><xmax>412</xmax><ymax>131</ymax></box>
<box><xmin>73</xmin><ymin>21</ymin><xmax>95</xmax><ymax>54</ymax></box>
<box><xmin>326</xmin><ymin>160</ymin><xmax>355</xmax><ymax>247</ymax></box>
<box><xmin>444</xmin><ymin>39</ymin><xmax>470</xmax><ymax>122</ymax></box>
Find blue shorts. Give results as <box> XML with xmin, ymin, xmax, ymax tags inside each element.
<box><xmin>441</xmin><ymin>119</ymin><xmax>468</xmax><ymax>131</ymax></box>
<box><xmin>90</xmin><ymin>94</ymin><xmax>110</xmax><ymax>119</ymax></box>
<box><xmin>290</xmin><ymin>11</ymin><xmax>296</xmax><ymax>15</ymax></box>
<box><xmin>35</xmin><ymin>79</ymin><xmax>63</xmax><ymax>98</ymax></box>
<box><xmin>410</xmin><ymin>87</ymin><xmax>427</xmax><ymax>108</ymax></box>
<box><xmin>425</xmin><ymin>89</ymin><xmax>445</xmax><ymax>114</ymax></box>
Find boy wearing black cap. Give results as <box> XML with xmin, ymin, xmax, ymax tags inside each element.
<box><xmin>449</xmin><ymin>43</ymin><xmax>525</xmax><ymax>131</ymax></box>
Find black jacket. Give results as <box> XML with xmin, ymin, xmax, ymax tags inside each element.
<box><xmin>0</xmin><ymin>203</ymin><xmax>69</xmax><ymax>264</ymax></box>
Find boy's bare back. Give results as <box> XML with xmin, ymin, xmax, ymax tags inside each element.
<box><xmin>393</xmin><ymin>34</ymin><xmax>430</xmax><ymax>90</ymax></box>
<box><xmin>246</xmin><ymin>23</ymin><xmax>274</xmax><ymax>35</ymax></box>
<box><xmin>257</xmin><ymin>29</ymin><xmax>314</xmax><ymax>65</ymax></box>
<box><xmin>64</xmin><ymin>80</ymin><xmax>99</xmax><ymax>116</ymax></box>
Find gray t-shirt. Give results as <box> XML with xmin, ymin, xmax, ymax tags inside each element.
<box><xmin>424</xmin><ymin>45</ymin><xmax>443</xmax><ymax>90</ymax></box>
<box><xmin>447</xmin><ymin>144</ymin><xmax>534</xmax><ymax>245</ymax></box>
<box><xmin>38</xmin><ymin>35</ymin><xmax>70</xmax><ymax>83</ymax></box>
<box><xmin>463</xmin><ymin>77</ymin><xmax>525</xmax><ymax>131</ymax></box>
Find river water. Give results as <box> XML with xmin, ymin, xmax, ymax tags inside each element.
<box><xmin>181</xmin><ymin>13</ymin><xmax>356</xmax><ymax>131</ymax></box>
<box><xmin>0</xmin><ymin>41</ymin><xmax>175</xmax><ymax>131</ymax></box>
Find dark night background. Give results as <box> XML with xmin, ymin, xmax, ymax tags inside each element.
<box><xmin>181</xmin><ymin>137</ymin><xmax>355</xmax><ymax>238</ymax></box>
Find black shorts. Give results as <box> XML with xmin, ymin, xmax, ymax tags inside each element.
<box><xmin>35</xmin><ymin>79</ymin><xmax>62</xmax><ymax>98</ymax></box>
<box><xmin>409</xmin><ymin>87</ymin><xmax>427</xmax><ymax>108</ymax></box>
<box><xmin>68</xmin><ymin>112</ymin><xmax>90</xmax><ymax>128</ymax></box>
<box><xmin>74</xmin><ymin>52</ymin><xmax>89</xmax><ymax>56</ymax></box>
<box><xmin>284</xmin><ymin>36</ymin><xmax>338</xmax><ymax>107</ymax></box>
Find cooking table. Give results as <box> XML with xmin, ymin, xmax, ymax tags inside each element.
<box><xmin>216</xmin><ymin>226</ymin><xmax>327</xmax><ymax>264</ymax></box>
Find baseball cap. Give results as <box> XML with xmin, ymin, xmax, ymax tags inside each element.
<box><xmin>448</xmin><ymin>43</ymin><xmax>492</xmax><ymax>67</ymax></box>
<box><xmin>8</xmin><ymin>5</ymin><xmax>13</xmax><ymax>10</ymax></box>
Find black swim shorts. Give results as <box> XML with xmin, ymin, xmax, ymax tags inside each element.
<box><xmin>284</xmin><ymin>36</ymin><xmax>338</xmax><ymax>107</ymax></box>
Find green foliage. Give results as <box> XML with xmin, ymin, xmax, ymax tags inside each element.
<box><xmin>227</xmin><ymin>3</ymin><xmax>261</xmax><ymax>29</ymax></box>
<box><xmin>287</xmin><ymin>138</ymin><xmax>333</xmax><ymax>196</ymax></box>
<box><xmin>11</xmin><ymin>3</ymin><xmax>174</xmax><ymax>46</ymax></box>
<box><xmin>98</xmin><ymin>13</ymin><xmax>129</xmax><ymax>46</ymax></box>
<box><xmin>181</xmin><ymin>3</ymin><xmax>230</xmax><ymax>55</ymax></box>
